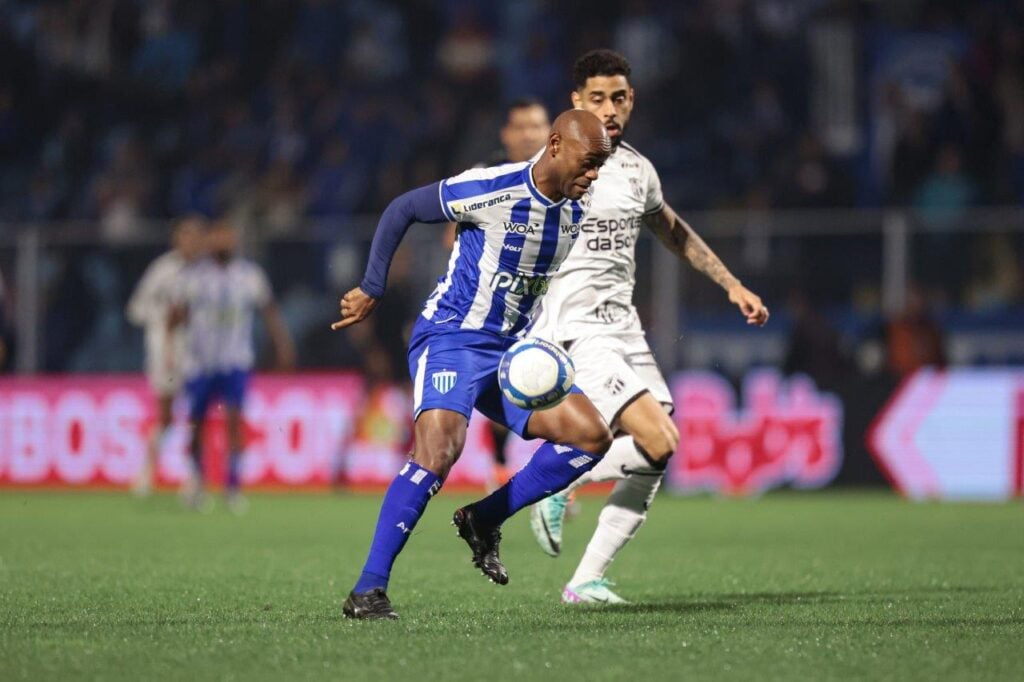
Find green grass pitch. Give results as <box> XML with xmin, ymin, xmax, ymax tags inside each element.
<box><xmin>1</xmin><ymin>490</ymin><xmax>1022</xmax><ymax>681</ymax></box>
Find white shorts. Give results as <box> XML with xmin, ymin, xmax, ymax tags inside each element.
<box><xmin>565</xmin><ymin>330</ymin><xmax>673</xmax><ymax>432</ymax></box>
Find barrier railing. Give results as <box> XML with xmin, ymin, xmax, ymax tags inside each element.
<box><xmin>0</xmin><ymin>207</ymin><xmax>1021</xmax><ymax>374</ymax></box>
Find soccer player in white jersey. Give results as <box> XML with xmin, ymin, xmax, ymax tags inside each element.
<box><xmin>529</xmin><ymin>50</ymin><xmax>769</xmax><ymax>604</ymax></box>
<box><xmin>125</xmin><ymin>216</ymin><xmax>204</xmax><ymax>496</ymax></box>
<box><xmin>170</xmin><ymin>220</ymin><xmax>295</xmax><ymax>511</ymax></box>
<box><xmin>337</xmin><ymin>110</ymin><xmax>615</xmax><ymax>620</ymax></box>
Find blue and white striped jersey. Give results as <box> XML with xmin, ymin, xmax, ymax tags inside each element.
<box><xmin>174</xmin><ymin>258</ymin><xmax>272</xmax><ymax>378</ymax></box>
<box><xmin>425</xmin><ymin>161</ymin><xmax>590</xmax><ymax>336</ymax></box>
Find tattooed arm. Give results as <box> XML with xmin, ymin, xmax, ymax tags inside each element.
<box><xmin>643</xmin><ymin>203</ymin><xmax>769</xmax><ymax>326</ymax></box>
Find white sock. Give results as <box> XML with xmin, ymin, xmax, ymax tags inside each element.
<box><xmin>567</xmin><ymin>436</ymin><xmax>657</xmax><ymax>492</ymax></box>
<box><xmin>569</xmin><ymin>472</ymin><xmax>663</xmax><ymax>586</ymax></box>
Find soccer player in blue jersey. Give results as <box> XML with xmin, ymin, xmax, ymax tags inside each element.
<box><xmin>336</xmin><ymin>110</ymin><xmax>614</xmax><ymax>619</ymax></box>
<box><xmin>170</xmin><ymin>221</ymin><xmax>295</xmax><ymax>512</ymax></box>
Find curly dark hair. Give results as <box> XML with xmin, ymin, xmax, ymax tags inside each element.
<box><xmin>572</xmin><ymin>49</ymin><xmax>632</xmax><ymax>88</ymax></box>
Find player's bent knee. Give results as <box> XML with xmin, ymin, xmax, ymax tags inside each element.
<box><xmin>414</xmin><ymin>435</ymin><xmax>465</xmax><ymax>478</ymax></box>
<box><xmin>635</xmin><ymin>419</ymin><xmax>679</xmax><ymax>463</ymax></box>
<box><xmin>577</xmin><ymin>421</ymin><xmax>613</xmax><ymax>457</ymax></box>
<box><xmin>414</xmin><ymin>438</ymin><xmax>463</xmax><ymax>478</ymax></box>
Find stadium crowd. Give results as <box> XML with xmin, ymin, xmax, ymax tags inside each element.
<box><xmin>3</xmin><ymin>0</ymin><xmax>1024</xmax><ymax>227</ymax></box>
<box><xmin>0</xmin><ymin>0</ymin><xmax>1022</xmax><ymax>376</ymax></box>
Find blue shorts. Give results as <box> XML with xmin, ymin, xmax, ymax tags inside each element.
<box><xmin>185</xmin><ymin>369</ymin><xmax>250</xmax><ymax>422</ymax></box>
<box><xmin>407</xmin><ymin>317</ymin><xmax>581</xmax><ymax>438</ymax></box>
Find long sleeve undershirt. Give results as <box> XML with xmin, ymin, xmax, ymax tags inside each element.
<box><xmin>359</xmin><ymin>182</ymin><xmax>448</xmax><ymax>298</ymax></box>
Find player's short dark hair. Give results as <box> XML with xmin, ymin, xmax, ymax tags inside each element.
<box><xmin>572</xmin><ymin>49</ymin><xmax>631</xmax><ymax>89</ymax></box>
<box><xmin>507</xmin><ymin>97</ymin><xmax>546</xmax><ymax>114</ymax></box>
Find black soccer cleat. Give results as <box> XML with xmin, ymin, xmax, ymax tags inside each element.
<box><xmin>342</xmin><ymin>588</ymin><xmax>399</xmax><ymax>620</ymax></box>
<box><xmin>452</xmin><ymin>506</ymin><xmax>509</xmax><ymax>585</ymax></box>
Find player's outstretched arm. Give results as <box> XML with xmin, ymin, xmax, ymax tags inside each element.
<box><xmin>643</xmin><ymin>204</ymin><xmax>769</xmax><ymax>327</ymax></box>
<box><xmin>331</xmin><ymin>182</ymin><xmax>448</xmax><ymax>331</ymax></box>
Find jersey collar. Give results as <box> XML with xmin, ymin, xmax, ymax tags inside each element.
<box><xmin>524</xmin><ymin>163</ymin><xmax>566</xmax><ymax>208</ymax></box>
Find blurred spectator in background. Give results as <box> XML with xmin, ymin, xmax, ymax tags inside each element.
<box><xmin>782</xmin><ymin>289</ymin><xmax>851</xmax><ymax>390</ymax></box>
<box><xmin>886</xmin><ymin>286</ymin><xmax>947</xmax><ymax>377</ymax></box>
<box><xmin>994</xmin><ymin>25</ymin><xmax>1024</xmax><ymax>203</ymax></box>
<box><xmin>966</xmin><ymin>234</ymin><xmax>1023</xmax><ymax>311</ymax></box>
<box><xmin>890</xmin><ymin>110</ymin><xmax>934</xmax><ymax>205</ymax></box>
<box><xmin>775</xmin><ymin>132</ymin><xmax>854</xmax><ymax>209</ymax></box>
<box><xmin>913</xmin><ymin>143</ymin><xmax>977</xmax><ymax>229</ymax></box>
<box><xmin>124</xmin><ymin>215</ymin><xmax>205</xmax><ymax>497</ymax></box>
<box><xmin>93</xmin><ymin>135</ymin><xmax>157</xmax><ymax>243</ymax></box>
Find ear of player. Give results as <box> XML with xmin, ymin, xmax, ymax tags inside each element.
<box><xmin>499</xmin><ymin>338</ymin><xmax>575</xmax><ymax>410</ymax></box>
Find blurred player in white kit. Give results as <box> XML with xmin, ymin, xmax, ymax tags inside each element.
<box><xmin>529</xmin><ymin>50</ymin><xmax>769</xmax><ymax>604</ymax></box>
<box><xmin>170</xmin><ymin>220</ymin><xmax>295</xmax><ymax>511</ymax></box>
<box><xmin>125</xmin><ymin>216</ymin><xmax>205</xmax><ymax>496</ymax></box>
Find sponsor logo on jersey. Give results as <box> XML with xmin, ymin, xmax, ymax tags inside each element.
<box><xmin>582</xmin><ymin>216</ymin><xmax>643</xmax><ymax>234</ymax></box>
<box><xmin>452</xmin><ymin>193</ymin><xmax>512</xmax><ymax>215</ymax></box>
<box><xmin>560</xmin><ymin>223</ymin><xmax>581</xmax><ymax>235</ymax></box>
<box><xmin>502</xmin><ymin>221</ymin><xmax>539</xmax><ymax>234</ymax></box>
<box><xmin>502</xmin><ymin>243</ymin><xmax>523</xmax><ymax>252</ymax></box>
<box><xmin>582</xmin><ymin>216</ymin><xmax>642</xmax><ymax>251</ymax></box>
<box><xmin>490</xmin><ymin>271</ymin><xmax>550</xmax><ymax>296</ymax></box>
<box><xmin>432</xmin><ymin>370</ymin><xmax>458</xmax><ymax>394</ymax></box>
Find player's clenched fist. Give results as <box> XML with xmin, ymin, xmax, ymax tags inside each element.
<box><xmin>331</xmin><ymin>287</ymin><xmax>378</xmax><ymax>330</ymax></box>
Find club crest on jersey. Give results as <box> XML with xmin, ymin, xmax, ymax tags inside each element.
<box><xmin>432</xmin><ymin>370</ymin><xmax>458</xmax><ymax>394</ymax></box>
<box><xmin>629</xmin><ymin>176</ymin><xmax>644</xmax><ymax>201</ymax></box>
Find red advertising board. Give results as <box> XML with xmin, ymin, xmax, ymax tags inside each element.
<box><xmin>0</xmin><ymin>371</ymin><xmax>844</xmax><ymax>495</ymax></box>
<box><xmin>670</xmin><ymin>371</ymin><xmax>843</xmax><ymax>495</ymax></box>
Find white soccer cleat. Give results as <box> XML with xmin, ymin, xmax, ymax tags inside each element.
<box><xmin>530</xmin><ymin>491</ymin><xmax>569</xmax><ymax>557</ymax></box>
<box><xmin>561</xmin><ymin>578</ymin><xmax>628</xmax><ymax>605</ymax></box>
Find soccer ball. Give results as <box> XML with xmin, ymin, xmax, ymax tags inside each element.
<box><xmin>498</xmin><ymin>338</ymin><xmax>575</xmax><ymax>410</ymax></box>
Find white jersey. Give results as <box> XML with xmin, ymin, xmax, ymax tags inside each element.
<box><xmin>175</xmin><ymin>257</ymin><xmax>272</xmax><ymax>378</ymax></box>
<box><xmin>532</xmin><ymin>142</ymin><xmax>663</xmax><ymax>341</ymax></box>
<box><xmin>126</xmin><ymin>250</ymin><xmax>188</xmax><ymax>376</ymax></box>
